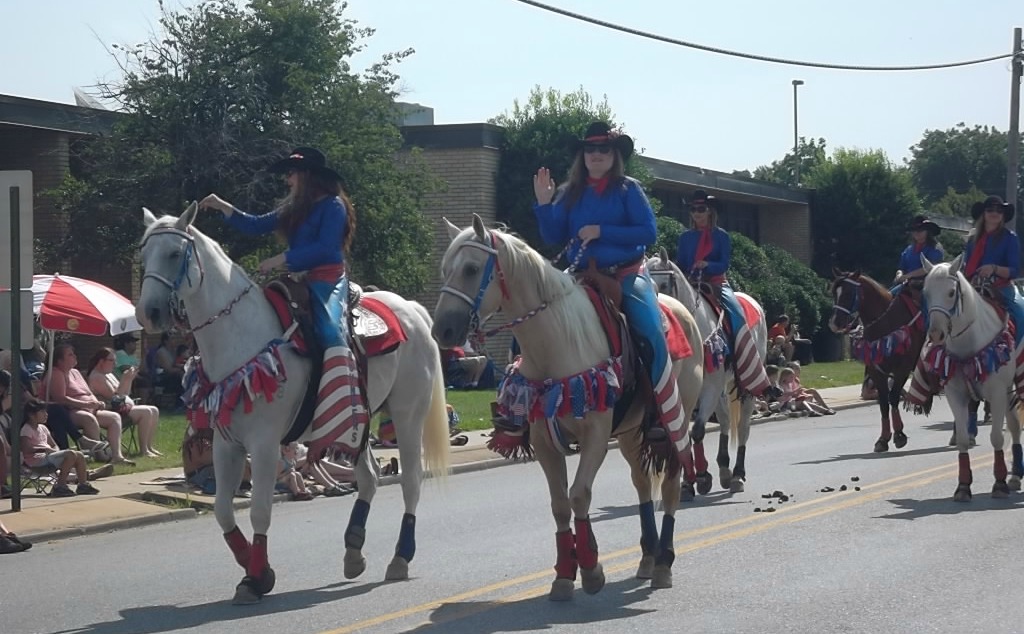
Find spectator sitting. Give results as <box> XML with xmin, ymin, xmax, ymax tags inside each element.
<box><xmin>112</xmin><ymin>333</ymin><xmax>151</xmax><ymax>398</ymax></box>
<box><xmin>278</xmin><ymin>442</ymin><xmax>314</xmax><ymax>501</ymax></box>
<box><xmin>20</xmin><ymin>399</ymin><xmax>101</xmax><ymax>497</ymax></box>
<box><xmin>0</xmin><ymin>518</ymin><xmax>31</xmax><ymax>554</ymax></box>
<box><xmin>290</xmin><ymin>442</ymin><xmax>355</xmax><ymax>496</ymax></box>
<box><xmin>441</xmin><ymin>340</ymin><xmax>497</xmax><ymax>389</ymax></box>
<box><xmin>766</xmin><ymin>336</ymin><xmax>788</xmax><ymax>367</ymax></box>
<box><xmin>44</xmin><ymin>343</ymin><xmax>134</xmax><ymax>466</ymax></box>
<box><xmin>153</xmin><ymin>333</ymin><xmax>186</xmax><ymax>398</ymax></box>
<box><xmin>779</xmin><ymin>364</ymin><xmax>835</xmax><ymax>417</ymax></box>
<box><xmin>861</xmin><ymin>374</ymin><xmax>878</xmax><ymax>401</ymax></box>
<box><xmin>181</xmin><ymin>426</ymin><xmax>251</xmax><ymax>495</ymax></box>
<box><xmin>768</xmin><ymin>315</ymin><xmax>812</xmax><ymax>362</ymax></box>
<box><xmin>0</xmin><ymin>370</ymin><xmax>13</xmax><ymax>498</ymax></box>
<box><xmin>86</xmin><ymin>348</ymin><xmax>163</xmax><ymax>458</ymax></box>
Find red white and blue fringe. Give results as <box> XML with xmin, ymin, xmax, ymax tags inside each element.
<box><xmin>183</xmin><ymin>340</ymin><xmax>288</xmax><ymax>432</ymax></box>
<box><xmin>851</xmin><ymin>325</ymin><xmax>914</xmax><ymax>366</ymax></box>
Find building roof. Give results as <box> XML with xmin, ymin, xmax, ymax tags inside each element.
<box><xmin>639</xmin><ymin>157</ymin><xmax>811</xmax><ymax>205</ymax></box>
<box><xmin>0</xmin><ymin>93</ymin><xmax>121</xmax><ymax>136</ymax></box>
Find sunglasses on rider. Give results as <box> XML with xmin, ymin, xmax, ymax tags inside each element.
<box><xmin>583</xmin><ymin>144</ymin><xmax>612</xmax><ymax>155</ymax></box>
<box><xmin>690</xmin><ymin>205</ymin><xmax>710</xmax><ymax>213</ymax></box>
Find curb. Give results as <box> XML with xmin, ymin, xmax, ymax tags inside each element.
<box><xmin>24</xmin><ymin>507</ymin><xmax>197</xmax><ymax>544</ymax></box>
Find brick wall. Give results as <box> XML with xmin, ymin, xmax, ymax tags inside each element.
<box><xmin>759</xmin><ymin>202</ymin><xmax>812</xmax><ymax>265</ymax></box>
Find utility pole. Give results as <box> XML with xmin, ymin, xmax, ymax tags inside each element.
<box><xmin>1008</xmin><ymin>27</ymin><xmax>1022</xmax><ymax>236</ymax></box>
<box><xmin>792</xmin><ymin>79</ymin><xmax>804</xmax><ymax>186</ymax></box>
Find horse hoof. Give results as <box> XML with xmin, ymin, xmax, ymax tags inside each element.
<box><xmin>729</xmin><ymin>478</ymin><xmax>745</xmax><ymax>493</ymax></box>
<box><xmin>232</xmin><ymin>576</ymin><xmax>264</xmax><ymax>605</ymax></box>
<box><xmin>873</xmin><ymin>438</ymin><xmax>889</xmax><ymax>453</ymax></box>
<box><xmin>719</xmin><ymin>467</ymin><xmax>733</xmax><ymax>490</ymax></box>
<box><xmin>680</xmin><ymin>483</ymin><xmax>696</xmax><ymax>502</ymax></box>
<box><xmin>385</xmin><ymin>555</ymin><xmax>410</xmax><ymax>581</ymax></box>
<box><xmin>636</xmin><ymin>554</ymin><xmax>655</xmax><ymax>579</ymax></box>
<box><xmin>580</xmin><ymin>564</ymin><xmax>605</xmax><ymax>595</ymax></box>
<box><xmin>651</xmin><ymin>565</ymin><xmax>673</xmax><ymax>589</ymax></box>
<box><xmin>257</xmin><ymin>567</ymin><xmax>276</xmax><ymax>595</ymax></box>
<box><xmin>953</xmin><ymin>484</ymin><xmax>973</xmax><ymax>502</ymax></box>
<box><xmin>696</xmin><ymin>472</ymin><xmax>713</xmax><ymax>496</ymax></box>
<box><xmin>893</xmin><ymin>431</ymin><xmax>908</xmax><ymax>449</ymax></box>
<box><xmin>948</xmin><ymin>433</ymin><xmax>956</xmax><ymax>447</ymax></box>
<box><xmin>344</xmin><ymin>548</ymin><xmax>367</xmax><ymax>580</ymax></box>
<box><xmin>992</xmin><ymin>481</ymin><xmax>1011</xmax><ymax>499</ymax></box>
<box><xmin>1009</xmin><ymin>475</ymin><xmax>1021</xmax><ymax>491</ymax></box>
<box><xmin>549</xmin><ymin>578</ymin><xmax>575</xmax><ymax>601</ymax></box>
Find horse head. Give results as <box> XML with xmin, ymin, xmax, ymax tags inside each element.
<box><xmin>432</xmin><ymin>214</ymin><xmax>509</xmax><ymax>349</ymax></box>
<box><xmin>828</xmin><ymin>268</ymin><xmax>863</xmax><ymax>333</ymax></box>
<box><xmin>137</xmin><ymin>202</ymin><xmax>203</xmax><ymax>332</ymax></box>
<box><xmin>647</xmin><ymin>246</ymin><xmax>682</xmax><ymax>297</ymax></box>
<box><xmin>922</xmin><ymin>253</ymin><xmax>966</xmax><ymax>346</ymax></box>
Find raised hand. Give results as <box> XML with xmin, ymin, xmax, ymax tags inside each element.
<box><xmin>199</xmin><ymin>193</ymin><xmax>233</xmax><ymax>216</ymax></box>
<box><xmin>533</xmin><ymin>167</ymin><xmax>556</xmax><ymax>205</ymax></box>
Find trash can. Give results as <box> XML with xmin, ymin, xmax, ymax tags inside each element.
<box><xmin>812</xmin><ymin>329</ymin><xmax>843</xmax><ymax>363</ymax></box>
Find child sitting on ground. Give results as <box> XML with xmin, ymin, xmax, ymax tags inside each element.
<box><xmin>20</xmin><ymin>399</ymin><xmax>100</xmax><ymax>497</ymax></box>
<box><xmin>779</xmin><ymin>364</ymin><xmax>836</xmax><ymax>417</ymax></box>
<box><xmin>278</xmin><ymin>442</ymin><xmax>314</xmax><ymax>501</ymax></box>
<box><xmin>290</xmin><ymin>442</ymin><xmax>354</xmax><ymax>497</ymax></box>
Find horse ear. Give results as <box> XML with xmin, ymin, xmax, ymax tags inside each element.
<box><xmin>472</xmin><ymin>213</ymin><xmax>487</xmax><ymax>240</ymax></box>
<box><xmin>659</xmin><ymin>246</ymin><xmax>669</xmax><ymax>262</ymax></box>
<box><xmin>921</xmin><ymin>253</ymin><xmax>934</xmax><ymax>272</ymax></box>
<box><xmin>832</xmin><ymin>265</ymin><xmax>842</xmax><ymax>278</ymax></box>
<box><xmin>142</xmin><ymin>207</ymin><xmax>158</xmax><ymax>227</ymax></box>
<box><xmin>949</xmin><ymin>253</ymin><xmax>964</xmax><ymax>273</ymax></box>
<box><xmin>176</xmin><ymin>201</ymin><xmax>199</xmax><ymax>230</ymax></box>
<box><xmin>443</xmin><ymin>217</ymin><xmax>461</xmax><ymax>243</ymax></box>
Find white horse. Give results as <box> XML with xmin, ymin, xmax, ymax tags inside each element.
<box><xmin>136</xmin><ymin>204</ymin><xmax>450</xmax><ymax>604</ymax></box>
<box><xmin>647</xmin><ymin>247</ymin><xmax>766</xmax><ymax>497</ymax></box>
<box><xmin>433</xmin><ymin>216</ymin><xmax>703</xmax><ymax>599</ymax></box>
<box><xmin>922</xmin><ymin>254</ymin><xmax>1023</xmax><ymax>501</ymax></box>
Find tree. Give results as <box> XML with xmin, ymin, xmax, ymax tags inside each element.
<box><xmin>490</xmin><ymin>86</ymin><xmax>658</xmax><ymax>256</ymax></box>
<box><xmin>748</xmin><ymin>137</ymin><xmax>828</xmax><ymax>187</ymax></box>
<box><xmin>50</xmin><ymin>0</ymin><xmax>436</xmax><ymax>294</ymax></box>
<box><xmin>807</xmin><ymin>148</ymin><xmax>923</xmax><ymax>283</ymax></box>
<box><xmin>907</xmin><ymin>123</ymin><xmax>1023</xmax><ymax>206</ymax></box>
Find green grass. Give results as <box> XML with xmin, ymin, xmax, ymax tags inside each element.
<box><xmin>798</xmin><ymin>360</ymin><xmax>864</xmax><ymax>390</ymax></box>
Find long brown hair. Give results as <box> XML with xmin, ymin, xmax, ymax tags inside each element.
<box><xmin>276</xmin><ymin>170</ymin><xmax>357</xmax><ymax>255</ymax></box>
<box><xmin>556</xmin><ymin>149</ymin><xmax>626</xmax><ymax>211</ymax></box>
<box><xmin>86</xmin><ymin>347</ymin><xmax>115</xmax><ymax>376</ymax></box>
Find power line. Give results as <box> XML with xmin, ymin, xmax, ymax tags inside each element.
<box><xmin>511</xmin><ymin>0</ymin><xmax>1015</xmax><ymax>72</ymax></box>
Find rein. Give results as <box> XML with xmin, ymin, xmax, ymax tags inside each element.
<box><xmin>928</xmin><ymin>272</ymin><xmax>971</xmax><ymax>339</ymax></box>
<box><xmin>830</xmin><ymin>277</ymin><xmax>862</xmax><ymax>333</ymax></box>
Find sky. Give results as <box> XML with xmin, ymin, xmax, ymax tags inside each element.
<box><xmin>2</xmin><ymin>0</ymin><xmax>1021</xmax><ymax>173</ymax></box>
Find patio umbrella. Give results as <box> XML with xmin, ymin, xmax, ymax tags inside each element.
<box><xmin>31</xmin><ymin>274</ymin><xmax>142</xmax><ymax>336</ymax></box>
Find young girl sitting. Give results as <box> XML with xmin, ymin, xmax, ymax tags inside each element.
<box><xmin>778</xmin><ymin>365</ymin><xmax>836</xmax><ymax>417</ymax></box>
<box><xmin>20</xmin><ymin>400</ymin><xmax>100</xmax><ymax>497</ymax></box>
<box><xmin>277</xmin><ymin>442</ymin><xmax>314</xmax><ymax>501</ymax></box>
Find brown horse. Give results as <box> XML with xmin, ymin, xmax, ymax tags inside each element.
<box><xmin>828</xmin><ymin>269</ymin><xmax>927</xmax><ymax>452</ymax></box>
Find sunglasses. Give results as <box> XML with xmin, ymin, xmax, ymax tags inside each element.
<box><xmin>583</xmin><ymin>144</ymin><xmax>612</xmax><ymax>155</ymax></box>
<box><xmin>690</xmin><ymin>205</ymin><xmax>710</xmax><ymax>213</ymax></box>
<box><xmin>985</xmin><ymin>207</ymin><xmax>1004</xmax><ymax>213</ymax></box>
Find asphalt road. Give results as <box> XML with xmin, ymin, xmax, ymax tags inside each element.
<box><xmin>5</xmin><ymin>401</ymin><xmax>1024</xmax><ymax>634</ymax></box>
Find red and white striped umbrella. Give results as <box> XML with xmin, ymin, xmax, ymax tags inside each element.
<box><xmin>31</xmin><ymin>274</ymin><xmax>142</xmax><ymax>336</ymax></box>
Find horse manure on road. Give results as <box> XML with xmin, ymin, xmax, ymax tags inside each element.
<box><xmin>851</xmin><ymin>476</ymin><xmax>860</xmax><ymax>482</ymax></box>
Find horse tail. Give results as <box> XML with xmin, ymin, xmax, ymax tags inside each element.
<box><xmin>729</xmin><ymin>391</ymin><xmax>742</xmax><ymax>448</ymax></box>
<box><xmin>421</xmin><ymin>346</ymin><xmax>451</xmax><ymax>480</ymax></box>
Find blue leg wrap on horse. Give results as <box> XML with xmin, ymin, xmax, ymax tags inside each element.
<box><xmin>345</xmin><ymin>499</ymin><xmax>371</xmax><ymax>549</ymax></box>
<box><xmin>395</xmin><ymin>513</ymin><xmax>417</xmax><ymax>561</ymax></box>
<box><xmin>639</xmin><ymin>501</ymin><xmax>657</xmax><ymax>554</ymax></box>
<box><xmin>657</xmin><ymin>515</ymin><xmax>675</xmax><ymax>566</ymax></box>
<box><xmin>1013</xmin><ymin>444</ymin><xmax>1024</xmax><ymax>478</ymax></box>
<box><xmin>717</xmin><ymin>433</ymin><xmax>730</xmax><ymax>468</ymax></box>
<box><xmin>967</xmin><ymin>411</ymin><xmax>978</xmax><ymax>438</ymax></box>
<box><xmin>734</xmin><ymin>445</ymin><xmax>747</xmax><ymax>479</ymax></box>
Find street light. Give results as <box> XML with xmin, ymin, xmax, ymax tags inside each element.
<box><xmin>792</xmin><ymin>79</ymin><xmax>804</xmax><ymax>186</ymax></box>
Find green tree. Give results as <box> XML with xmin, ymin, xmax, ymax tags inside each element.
<box><xmin>490</xmin><ymin>86</ymin><xmax>657</xmax><ymax>256</ymax></box>
<box><xmin>807</xmin><ymin>148</ymin><xmax>923</xmax><ymax>283</ymax></box>
<box><xmin>51</xmin><ymin>0</ymin><xmax>436</xmax><ymax>294</ymax></box>
<box><xmin>749</xmin><ymin>137</ymin><xmax>828</xmax><ymax>187</ymax></box>
<box><xmin>907</xmin><ymin>123</ymin><xmax>1023</xmax><ymax>206</ymax></box>
<box><xmin>929</xmin><ymin>185</ymin><xmax>989</xmax><ymax>218</ymax></box>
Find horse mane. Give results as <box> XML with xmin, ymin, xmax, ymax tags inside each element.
<box><xmin>832</xmin><ymin>271</ymin><xmax>892</xmax><ymax>302</ymax></box>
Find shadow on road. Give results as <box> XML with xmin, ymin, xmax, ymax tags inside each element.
<box><xmin>877</xmin><ymin>494</ymin><xmax>1024</xmax><ymax>520</ymax></box>
<box><xmin>793</xmin><ymin>444</ymin><xmax>956</xmax><ymax>465</ymax></box>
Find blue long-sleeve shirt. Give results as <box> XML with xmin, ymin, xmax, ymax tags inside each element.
<box><xmin>962</xmin><ymin>228</ymin><xmax>1021</xmax><ymax>281</ymax></box>
<box><xmin>676</xmin><ymin>227</ymin><xmax>731</xmax><ymax>280</ymax></box>
<box><xmin>226</xmin><ymin>196</ymin><xmax>347</xmax><ymax>272</ymax></box>
<box><xmin>533</xmin><ymin>177</ymin><xmax>656</xmax><ymax>269</ymax></box>
<box><xmin>898</xmin><ymin>244</ymin><xmax>944</xmax><ymax>274</ymax></box>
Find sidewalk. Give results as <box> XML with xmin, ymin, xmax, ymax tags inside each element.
<box><xmin>2</xmin><ymin>384</ymin><xmax>868</xmax><ymax>544</ymax></box>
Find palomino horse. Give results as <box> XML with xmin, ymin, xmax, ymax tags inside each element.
<box><xmin>921</xmin><ymin>255</ymin><xmax>1023</xmax><ymax>501</ymax></box>
<box><xmin>432</xmin><ymin>216</ymin><xmax>702</xmax><ymax>599</ymax></box>
<box><xmin>828</xmin><ymin>269</ymin><xmax>925</xmax><ymax>452</ymax></box>
<box><xmin>136</xmin><ymin>204</ymin><xmax>450</xmax><ymax>604</ymax></box>
<box><xmin>647</xmin><ymin>248</ymin><xmax>766</xmax><ymax>498</ymax></box>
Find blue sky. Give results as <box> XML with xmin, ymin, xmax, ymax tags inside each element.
<box><xmin>3</xmin><ymin>1</ymin><xmax>1020</xmax><ymax>173</ymax></box>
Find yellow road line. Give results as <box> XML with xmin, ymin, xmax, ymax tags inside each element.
<box><xmin>322</xmin><ymin>457</ymin><xmax>992</xmax><ymax>634</ymax></box>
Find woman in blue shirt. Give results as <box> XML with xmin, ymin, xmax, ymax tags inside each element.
<box><xmin>533</xmin><ymin>121</ymin><xmax>683</xmax><ymax>442</ymax></box>
<box><xmin>894</xmin><ymin>215</ymin><xmax>944</xmax><ymax>291</ymax></box>
<box><xmin>200</xmin><ymin>146</ymin><xmax>368</xmax><ymax>459</ymax></box>
<box><xmin>676</xmin><ymin>191</ymin><xmax>768</xmax><ymax>396</ymax></box>
<box><xmin>962</xmin><ymin>195</ymin><xmax>1024</xmax><ymax>345</ymax></box>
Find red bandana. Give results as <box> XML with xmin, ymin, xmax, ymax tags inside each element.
<box><xmin>694</xmin><ymin>229</ymin><xmax>714</xmax><ymax>266</ymax></box>
<box><xmin>587</xmin><ymin>176</ymin><xmax>609</xmax><ymax>195</ymax></box>
<box><xmin>913</xmin><ymin>242</ymin><xmax>924</xmax><ymax>254</ymax></box>
<box><xmin>964</xmin><ymin>232</ymin><xmax>989</xmax><ymax>279</ymax></box>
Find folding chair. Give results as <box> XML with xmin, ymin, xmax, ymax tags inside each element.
<box><xmin>119</xmin><ymin>413</ymin><xmax>139</xmax><ymax>456</ymax></box>
<box><xmin>20</xmin><ymin>463</ymin><xmax>59</xmax><ymax>496</ymax></box>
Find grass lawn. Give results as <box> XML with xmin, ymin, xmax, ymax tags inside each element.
<box><xmin>798</xmin><ymin>360</ymin><xmax>864</xmax><ymax>390</ymax></box>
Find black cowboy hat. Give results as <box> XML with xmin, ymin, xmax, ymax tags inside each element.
<box><xmin>905</xmin><ymin>214</ymin><xmax>941</xmax><ymax>236</ymax></box>
<box><xmin>971</xmin><ymin>195</ymin><xmax>1015</xmax><ymax>222</ymax></box>
<box><xmin>267</xmin><ymin>146</ymin><xmax>344</xmax><ymax>184</ymax></box>
<box><xmin>570</xmin><ymin>122</ymin><xmax>634</xmax><ymax>161</ymax></box>
<box><xmin>689</xmin><ymin>189</ymin><xmax>719</xmax><ymax>210</ymax></box>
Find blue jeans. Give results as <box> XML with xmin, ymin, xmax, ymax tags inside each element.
<box><xmin>998</xmin><ymin>286</ymin><xmax>1024</xmax><ymax>347</ymax></box>
<box><xmin>719</xmin><ymin>283</ymin><xmax>744</xmax><ymax>345</ymax></box>
<box><xmin>621</xmin><ymin>272</ymin><xmax>669</xmax><ymax>380</ymax></box>
<box><xmin>308</xmin><ymin>276</ymin><xmax>350</xmax><ymax>349</ymax></box>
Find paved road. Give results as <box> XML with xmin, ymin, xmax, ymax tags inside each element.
<box><xmin>5</xmin><ymin>400</ymin><xmax>1024</xmax><ymax>634</ymax></box>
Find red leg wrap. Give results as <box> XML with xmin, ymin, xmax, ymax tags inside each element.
<box><xmin>890</xmin><ymin>408</ymin><xmax>904</xmax><ymax>433</ymax></box>
<box><xmin>958</xmin><ymin>453</ymin><xmax>973</xmax><ymax>485</ymax></box>
<box><xmin>693</xmin><ymin>442</ymin><xmax>708</xmax><ymax>474</ymax></box>
<box><xmin>554</xmin><ymin>530</ymin><xmax>577</xmax><ymax>580</ymax></box>
<box><xmin>247</xmin><ymin>534</ymin><xmax>269</xmax><ymax>578</ymax></box>
<box><xmin>880</xmin><ymin>417</ymin><xmax>892</xmax><ymax>439</ymax></box>
<box><xmin>573</xmin><ymin>518</ymin><xmax>599</xmax><ymax>571</ymax></box>
<box><xmin>681</xmin><ymin>449</ymin><xmax>696</xmax><ymax>483</ymax></box>
<box><xmin>224</xmin><ymin>526</ymin><xmax>251</xmax><ymax>570</ymax></box>
<box><xmin>995</xmin><ymin>450</ymin><xmax>1008</xmax><ymax>481</ymax></box>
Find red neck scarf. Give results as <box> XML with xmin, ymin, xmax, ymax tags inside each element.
<box><xmin>694</xmin><ymin>228</ymin><xmax>714</xmax><ymax>266</ymax></box>
<box><xmin>587</xmin><ymin>176</ymin><xmax>609</xmax><ymax>195</ymax></box>
<box><xmin>964</xmin><ymin>232</ymin><xmax>989</xmax><ymax>279</ymax></box>
<box><xmin>913</xmin><ymin>242</ymin><xmax>925</xmax><ymax>254</ymax></box>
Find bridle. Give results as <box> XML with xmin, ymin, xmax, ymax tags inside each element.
<box><xmin>928</xmin><ymin>270</ymin><xmax>969</xmax><ymax>338</ymax></box>
<box><xmin>439</xmin><ymin>230</ymin><xmax>517</xmax><ymax>337</ymax></box>
<box><xmin>140</xmin><ymin>226</ymin><xmax>252</xmax><ymax>334</ymax></box>
<box><xmin>830</xmin><ymin>276</ymin><xmax>862</xmax><ymax>333</ymax></box>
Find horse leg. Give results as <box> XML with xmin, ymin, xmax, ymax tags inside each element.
<box><xmin>344</xmin><ymin>449</ymin><xmax>380</xmax><ymax>580</ymax></box>
<box><xmin>949</xmin><ymin>391</ymin><xmax>973</xmax><ymax>501</ymax></box>
<box><xmin>569</xmin><ymin>417</ymin><xmax>612</xmax><ymax>596</ymax></box>
<box><xmin>533</xmin><ymin>424</ymin><xmax>574</xmax><ymax>601</ymax></box>
<box><xmin>233</xmin><ymin>433</ymin><xmax>280</xmax><ymax>605</ymax></box>
<box><xmin>873</xmin><ymin>373</ymin><xmax>891</xmax><ymax>453</ymax></box>
<box><xmin>987</xmin><ymin>390</ymin><xmax>1010</xmax><ymax>498</ymax></box>
<box><xmin>716</xmin><ymin>432</ymin><xmax>731</xmax><ymax>490</ymax></box>
<box><xmin>1007</xmin><ymin>403</ymin><xmax>1023</xmax><ymax>491</ymax></box>
<box><xmin>619</xmin><ymin>423</ymin><xmax>657</xmax><ymax>580</ymax></box>
<box><xmin>384</xmin><ymin>428</ymin><xmax>427</xmax><ymax>581</ymax></box>
<box><xmin>651</xmin><ymin>455</ymin><xmax>680</xmax><ymax>590</ymax></box>
<box><xmin>889</xmin><ymin>379</ymin><xmax>908</xmax><ymax>449</ymax></box>
<box><xmin>214</xmin><ymin>441</ymin><xmax>250</xmax><ymax>571</ymax></box>
<box><xmin>731</xmin><ymin>398</ymin><xmax>753</xmax><ymax>493</ymax></box>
